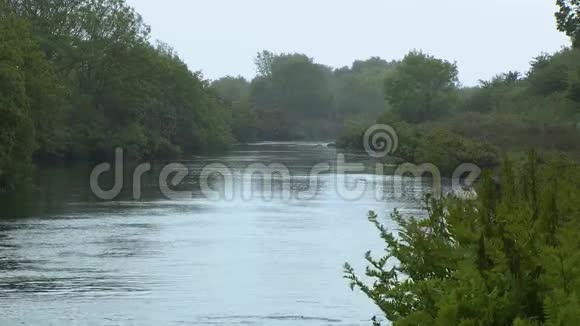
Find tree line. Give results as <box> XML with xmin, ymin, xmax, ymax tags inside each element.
<box><xmin>0</xmin><ymin>0</ymin><xmax>233</xmax><ymax>191</ymax></box>
<box><xmin>211</xmin><ymin>52</ymin><xmax>395</xmax><ymax>141</ymax></box>
<box><xmin>335</xmin><ymin>0</ymin><xmax>580</xmax><ymax>174</ymax></box>
<box><xmin>215</xmin><ymin>42</ymin><xmax>580</xmax><ymax>175</ymax></box>
<box><xmin>2</xmin><ymin>0</ymin><xmax>580</xmax><ymax>194</ymax></box>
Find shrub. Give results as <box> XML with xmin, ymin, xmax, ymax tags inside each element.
<box><xmin>345</xmin><ymin>153</ymin><xmax>580</xmax><ymax>325</ymax></box>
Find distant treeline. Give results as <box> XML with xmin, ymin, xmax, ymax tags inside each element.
<box><xmin>211</xmin><ymin>53</ymin><xmax>395</xmax><ymax>141</ymax></box>
<box><xmin>336</xmin><ymin>47</ymin><xmax>580</xmax><ymax>174</ymax></box>
<box><xmin>215</xmin><ymin>44</ymin><xmax>580</xmax><ymax>175</ymax></box>
<box><xmin>0</xmin><ymin>0</ymin><xmax>233</xmax><ymax>190</ymax></box>
<box><xmin>213</xmin><ymin>1</ymin><xmax>580</xmax><ymax>157</ymax></box>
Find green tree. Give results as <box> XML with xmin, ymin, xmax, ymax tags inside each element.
<box><xmin>527</xmin><ymin>53</ymin><xmax>571</xmax><ymax>96</ymax></box>
<box><xmin>384</xmin><ymin>51</ymin><xmax>459</xmax><ymax>123</ymax></box>
<box><xmin>250</xmin><ymin>51</ymin><xmax>335</xmax><ymax>139</ymax></box>
<box><xmin>254</xmin><ymin>50</ymin><xmax>275</xmax><ymax>77</ymax></box>
<box><xmin>333</xmin><ymin>57</ymin><xmax>396</xmax><ymax>119</ymax></box>
<box><xmin>269</xmin><ymin>53</ymin><xmax>333</xmax><ymax>120</ymax></box>
<box><xmin>556</xmin><ymin>0</ymin><xmax>580</xmax><ymax>48</ymax></box>
<box><xmin>462</xmin><ymin>72</ymin><xmax>524</xmax><ymax>113</ymax></box>
<box><xmin>211</xmin><ymin>76</ymin><xmax>251</xmax><ymax>107</ymax></box>
<box><xmin>4</xmin><ymin>0</ymin><xmax>233</xmax><ymax>162</ymax></box>
<box><xmin>0</xmin><ymin>13</ymin><xmax>62</xmax><ymax>189</ymax></box>
<box><xmin>211</xmin><ymin>76</ymin><xmax>257</xmax><ymax>142</ymax></box>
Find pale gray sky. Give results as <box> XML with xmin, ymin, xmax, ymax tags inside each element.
<box><xmin>126</xmin><ymin>0</ymin><xmax>570</xmax><ymax>86</ymax></box>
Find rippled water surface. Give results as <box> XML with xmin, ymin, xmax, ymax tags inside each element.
<box><xmin>0</xmin><ymin>143</ymin><xmax>428</xmax><ymax>325</ymax></box>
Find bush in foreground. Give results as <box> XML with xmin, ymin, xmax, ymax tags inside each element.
<box><xmin>345</xmin><ymin>153</ymin><xmax>580</xmax><ymax>325</ymax></box>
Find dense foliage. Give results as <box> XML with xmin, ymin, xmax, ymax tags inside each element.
<box><xmin>384</xmin><ymin>51</ymin><xmax>458</xmax><ymax>123</ymax></box>
<box><xmin>339</xmin><ymin>4</ymin><xmax>580</xmax><ymax>324</ymax></box>
<box><xmin>0</xmin><ymin>0</ymin><xmax>232</xmax><ymax>190</ymax></box>
<box><xmin>2</xmin><ymin>0</ymin><xmax>580</xmax><ymax>192</ymax></box>
<box><xmin>333</xmin><ymin>57</ymin><xmax>396</xmax><ymax>119</ymax></box>
<box><xmin>336</xmin><ymin>47</ymin><xmax>580</xmax><ymax>173</ymax></box>
<box><xmin>345</xmin><ymin>154</ymin><xmax>580</xmax><ymax>325</ymax></box>
<box><xmin>212</xmin><ymin>53</ymin><xmax>395</xmax><ymax>141</ymax></box>
<box><xmin>250</xmin><ymin>51</ymin><xmax>335</xmax><ymax>139</ymax></box>
<box><xmin>210</xmin><ymin>76</ymin><xmax>257</xmax><ymax>142</ymax></box>
<box><xmin>0</xmin><ymin>10</ymin><xmax>63</xmax><ymax>190</ymax></box>
<box><xmin>556</xmin><ymin>0</ymin><xmax>580</xmax><ymax>48</ymax></box>
<box><xmin>336</xmin><ymin>118</ymin><xmax>500</xmax><ymax>175</ymax></box>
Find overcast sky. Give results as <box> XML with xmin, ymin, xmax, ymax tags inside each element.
<box><xmin>126</xmin><ymin>0</ymin><xmax>570</xmax><ymax>86</ymax></box>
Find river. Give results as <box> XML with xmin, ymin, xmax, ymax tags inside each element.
<box><xmin>0</xmin><ymin>142</ymin><xmax>432</xmax><ymax>325</ymax></box>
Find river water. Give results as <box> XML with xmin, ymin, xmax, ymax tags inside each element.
<box><xmin>0</xmin><ymin>142</ymin><xmax>431</xmax><ymax>325</ymax></box>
